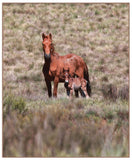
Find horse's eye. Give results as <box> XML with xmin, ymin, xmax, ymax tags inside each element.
<box><xmin>42</xmin><ymin>44</ymin><xmax>46</xmax><ymax>48</ymax></box>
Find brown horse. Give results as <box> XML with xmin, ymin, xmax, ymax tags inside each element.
<box><xmin>42</xmin><ymin>33</ymin><xmax>91</xmax><ymax>98</ymax></box>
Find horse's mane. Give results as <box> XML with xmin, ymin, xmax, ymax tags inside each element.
<box><xmin>51</xmin><ymin>43</ymin><xmax>59</xmax><ymax>58</ymax></box>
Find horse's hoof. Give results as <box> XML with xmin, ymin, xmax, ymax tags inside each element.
<box><xmin>53</xmin><ymin>95</ymin><xmax>57</xmax><ymax>98</ymax></box>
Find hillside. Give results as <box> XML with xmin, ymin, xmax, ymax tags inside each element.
<box><xmin>3</xmin><ymin>3</ymin><xmax>129</xmax><ymax>157</ymax></box>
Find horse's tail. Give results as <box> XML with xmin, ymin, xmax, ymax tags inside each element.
<box><xmin>84</xmin><ymin>63</ymin><xmax>91</xmax><ymax>97</ymax></box>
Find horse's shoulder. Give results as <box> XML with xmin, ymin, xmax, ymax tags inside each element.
<box><xmin>50</xmin><ymin>64</ymin><xmax>57</xmax><ymax>72</ymax></box>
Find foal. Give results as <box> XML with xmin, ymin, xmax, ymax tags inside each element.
<box><xmin>63</xmin><ymin>68</ymin><xmax>89</xmax><ymax>98</ymax></box>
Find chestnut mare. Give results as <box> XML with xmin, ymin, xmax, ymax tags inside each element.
<box><xmin>42</xmin><ymin>33</ymin><xmax>91</xmax><ymax>98</ymax></box>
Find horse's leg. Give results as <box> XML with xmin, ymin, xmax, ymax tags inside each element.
<box><xmin>83</xmin><ymin>87</ymin><xmax>89</xmax><ymax>99</ymax></box>
<box><xmin>79</xmin><ymin>88</ymin><xmax>86</xmax><ymax>97</ymax></box>
<box><xmin>75</xmin><ymin>90</ymin><xmax>79</xmax><ymax>97</ymax></box>
<box><xmin>45</xmin><ymin>79</ymin><xmax>52</xmax><ymax>97</ymax></box>
<box><xmin>64</xmin><ymin>83</ymin><xmax>70</xmax><ymax>97</ymax></box>
<box><xmin>53</xmin><ymin>76</ymin><xmax>59</xmax><ymax>97</ymax></box>
<box><xmin>66</xmin><ymin>89</ymin><xmax>70</xmax><ymax>97</ymax></box>
<box><xmin>70</xmin><ymin>88</ymin><xmax>73</xmax><ymax>98</ymax></box>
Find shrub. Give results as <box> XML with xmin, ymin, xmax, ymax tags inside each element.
<box><xmin>28</xmin><ymin>63</ymin><xmax>34</xmax><ymax>70</ymax></box>
<box><xmin>95</xmin><ymin>10</ymin><xmax>100</xmax><ymax>15</ymax></box>
<box><xmin>31</xmin><ymin>72</ymin><xmax>42</xmax><ymax>82</ymax></box>
<box><xmin>118</xmin><ymin>85</ymin><xmax>129</xmax><ymax>100</ymax></box>
<box><xmin>101</xmin><ymin>76</ymin><xmax>108</xmax><ymax>82</ymax></box>
<box><xmin>104</xmin><ymin>111</ymin><xmax>115</xmax><ymax>122</ymax></box>
<box><xmin>3</xmin><ymin>93</ymin><xmax>26</xmax><ymax>115</ymax></box>
<box><xmin>117</xmin><ymin>110</ymin><xmax>129</xmax><ymax>121</ymax></box>
<box><xmin>3</xmin><ymin>58</ymin><xmax>16</xmax><ymax>66</ymax></box>
<box><xmin>101</xmin><ymin>84</ymin><xmax>117</xmax><ymax>101</ymax></box>
<box><xmin>85</xmin><ymin>109</ymin><xmax>98</xmax><ymax>118</ymax></box>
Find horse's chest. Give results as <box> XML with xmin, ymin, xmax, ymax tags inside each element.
<box><xmin>43</xmin><ymin>63</ymin><xmax>56</xmax><ymax>78</ymax></box>
<box><xmin>49</xmin><ymin>66</ymin><xmax>57</xmax><ymax>77</ymax></box>
<box><xmin>49</xmin><ymin>70</ymin><xmax>55</xmax><ymax>77</ymax></box>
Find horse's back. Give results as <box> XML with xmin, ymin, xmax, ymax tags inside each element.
<box><xmin>64</xmin><ymin>53</ymin><xmax>84</xmax><ymax>62</ymax></box>
<box><xmin>61</xmin><ymin>53</ymin><xmax>86</xmax><ymax>69</ymax></box>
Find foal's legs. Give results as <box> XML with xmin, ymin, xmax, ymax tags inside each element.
<box><xmin>66</xmin><ymin>89</ymin><xmax>70</xmax><ymax>96</ymax></box>
<box><xmin>75</xmin><ymin>90</ymin><xmax>79</xmax><ymax>97</ymax></box>
<box><xmin>70</xmin><ymin>88</ymin><xmax>74</xmax><ymax>98</ymax></box>
<box><xmin>64</xmin><ymin>83</ymin><xmax>70</xmax><ymax>96</ymax></box>
<box><xmin>79</xmin><ymin>88</ymin><xmax>86</xmax><ymax>97</ymax></box>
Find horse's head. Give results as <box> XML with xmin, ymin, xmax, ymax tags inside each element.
<box><xmin>42</xmin><ymin>33</ymin><xmax>54</xmax><ymax>60</ymax></box>
<box><xmin>63</xmin><ymin>68</ymin><xmax>70</xmax><ymax>84</ymax></box>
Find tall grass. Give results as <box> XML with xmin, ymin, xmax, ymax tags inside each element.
<box><xmin>3</xmin><ymin>96</ymin><xmax>129</xmax><ymax>157</ymax></box>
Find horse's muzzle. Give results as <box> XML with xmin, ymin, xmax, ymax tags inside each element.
<box><xmin>44</xmin><ymin>53</ymin><xmax>51</xmax><ymax>59</ymax></box>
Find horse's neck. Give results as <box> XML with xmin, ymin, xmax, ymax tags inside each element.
<box><xmin>45</xmin><ymin>58</ymin><xmax>50</xmax><ymax>63</ymax></box>
<box><xmin>51</xmin><ymin>52</ymin><xmax>59</xmax><ymax>61</ymax></box>
<box><xmin>53</xmin><ymin>51</ymin><xmax>60</xmax><ymax>57</ymax></box>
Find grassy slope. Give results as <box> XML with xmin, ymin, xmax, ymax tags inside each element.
<box><xmin>3</xmin><ymin>3</ymin><xmax>129</xmax><ymax>157</ymax></box>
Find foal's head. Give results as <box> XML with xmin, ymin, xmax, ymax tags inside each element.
<box><xmin>63</xmin><ymin>68</ymin><xmax>70</xmax><ymax>83</ymax></box>
<box><xmin>42</xmin><ymin>33</ymin><xmax>54</xmax><ymax>60</ymax></box>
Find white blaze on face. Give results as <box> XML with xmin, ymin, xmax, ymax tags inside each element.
<box><xmin>65</xmin><ymin>73</ymin><xmax>69</xmax><ymax>83</ymax></box>
<box><xmin>65</xmin><ymin>79</ymin><xmax>69</xmax><ymax>83</ymax></box>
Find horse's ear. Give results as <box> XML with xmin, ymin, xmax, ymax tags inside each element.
<box><xmin>49</xmin><ymin>33</ymin><xmax>52</xmax><ymax>40</ymax></box>
<box><xmin>42</xmin><ymin>33</ymin><xmax>45</xmax><ymax>40</ymax></box>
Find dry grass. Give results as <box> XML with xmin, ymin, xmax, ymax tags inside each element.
<box><xmin>3</xmin><ymin>96</ymin><xmax>129</xmax><ymax>157</ymax></box>
<box><xmin>3</xmin><ymin>3</ymin><xmax>129</xmax><ymax>157</ymax></box>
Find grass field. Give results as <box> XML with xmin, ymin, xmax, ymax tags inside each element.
<box><xmin>3</xmin><ymin>3</ymin><xmax>129</xmax><ymax>157</ymax></box>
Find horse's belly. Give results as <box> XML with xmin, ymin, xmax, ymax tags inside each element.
<box><xmin>73</xmin><ymin>85</ymin><xmax>81</xmax><ymax>90</ymax></box>
<box><xmin>72</xmin><ymin>81</ymin><xmax>81</xmax><ymax>90</ymax></box>
<box><xmin>59</xmin><ymin>78</ymin><xmax>65</xmax><ymax>82</ymax></box>
<box><xmin>48</xmin><ymin>71</ymin><xmax>65</xmax><ymax>82</ymax></box>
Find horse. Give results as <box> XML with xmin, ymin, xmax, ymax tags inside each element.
<box><xmin>42</xmin><ymin>33</ymin><xmax>91</xmax><ymax>98</ymax></box>
<box><xmin>63</xmin><ymin>68</ymin><xmax>89</xmax><ymax>98</ymax></box>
